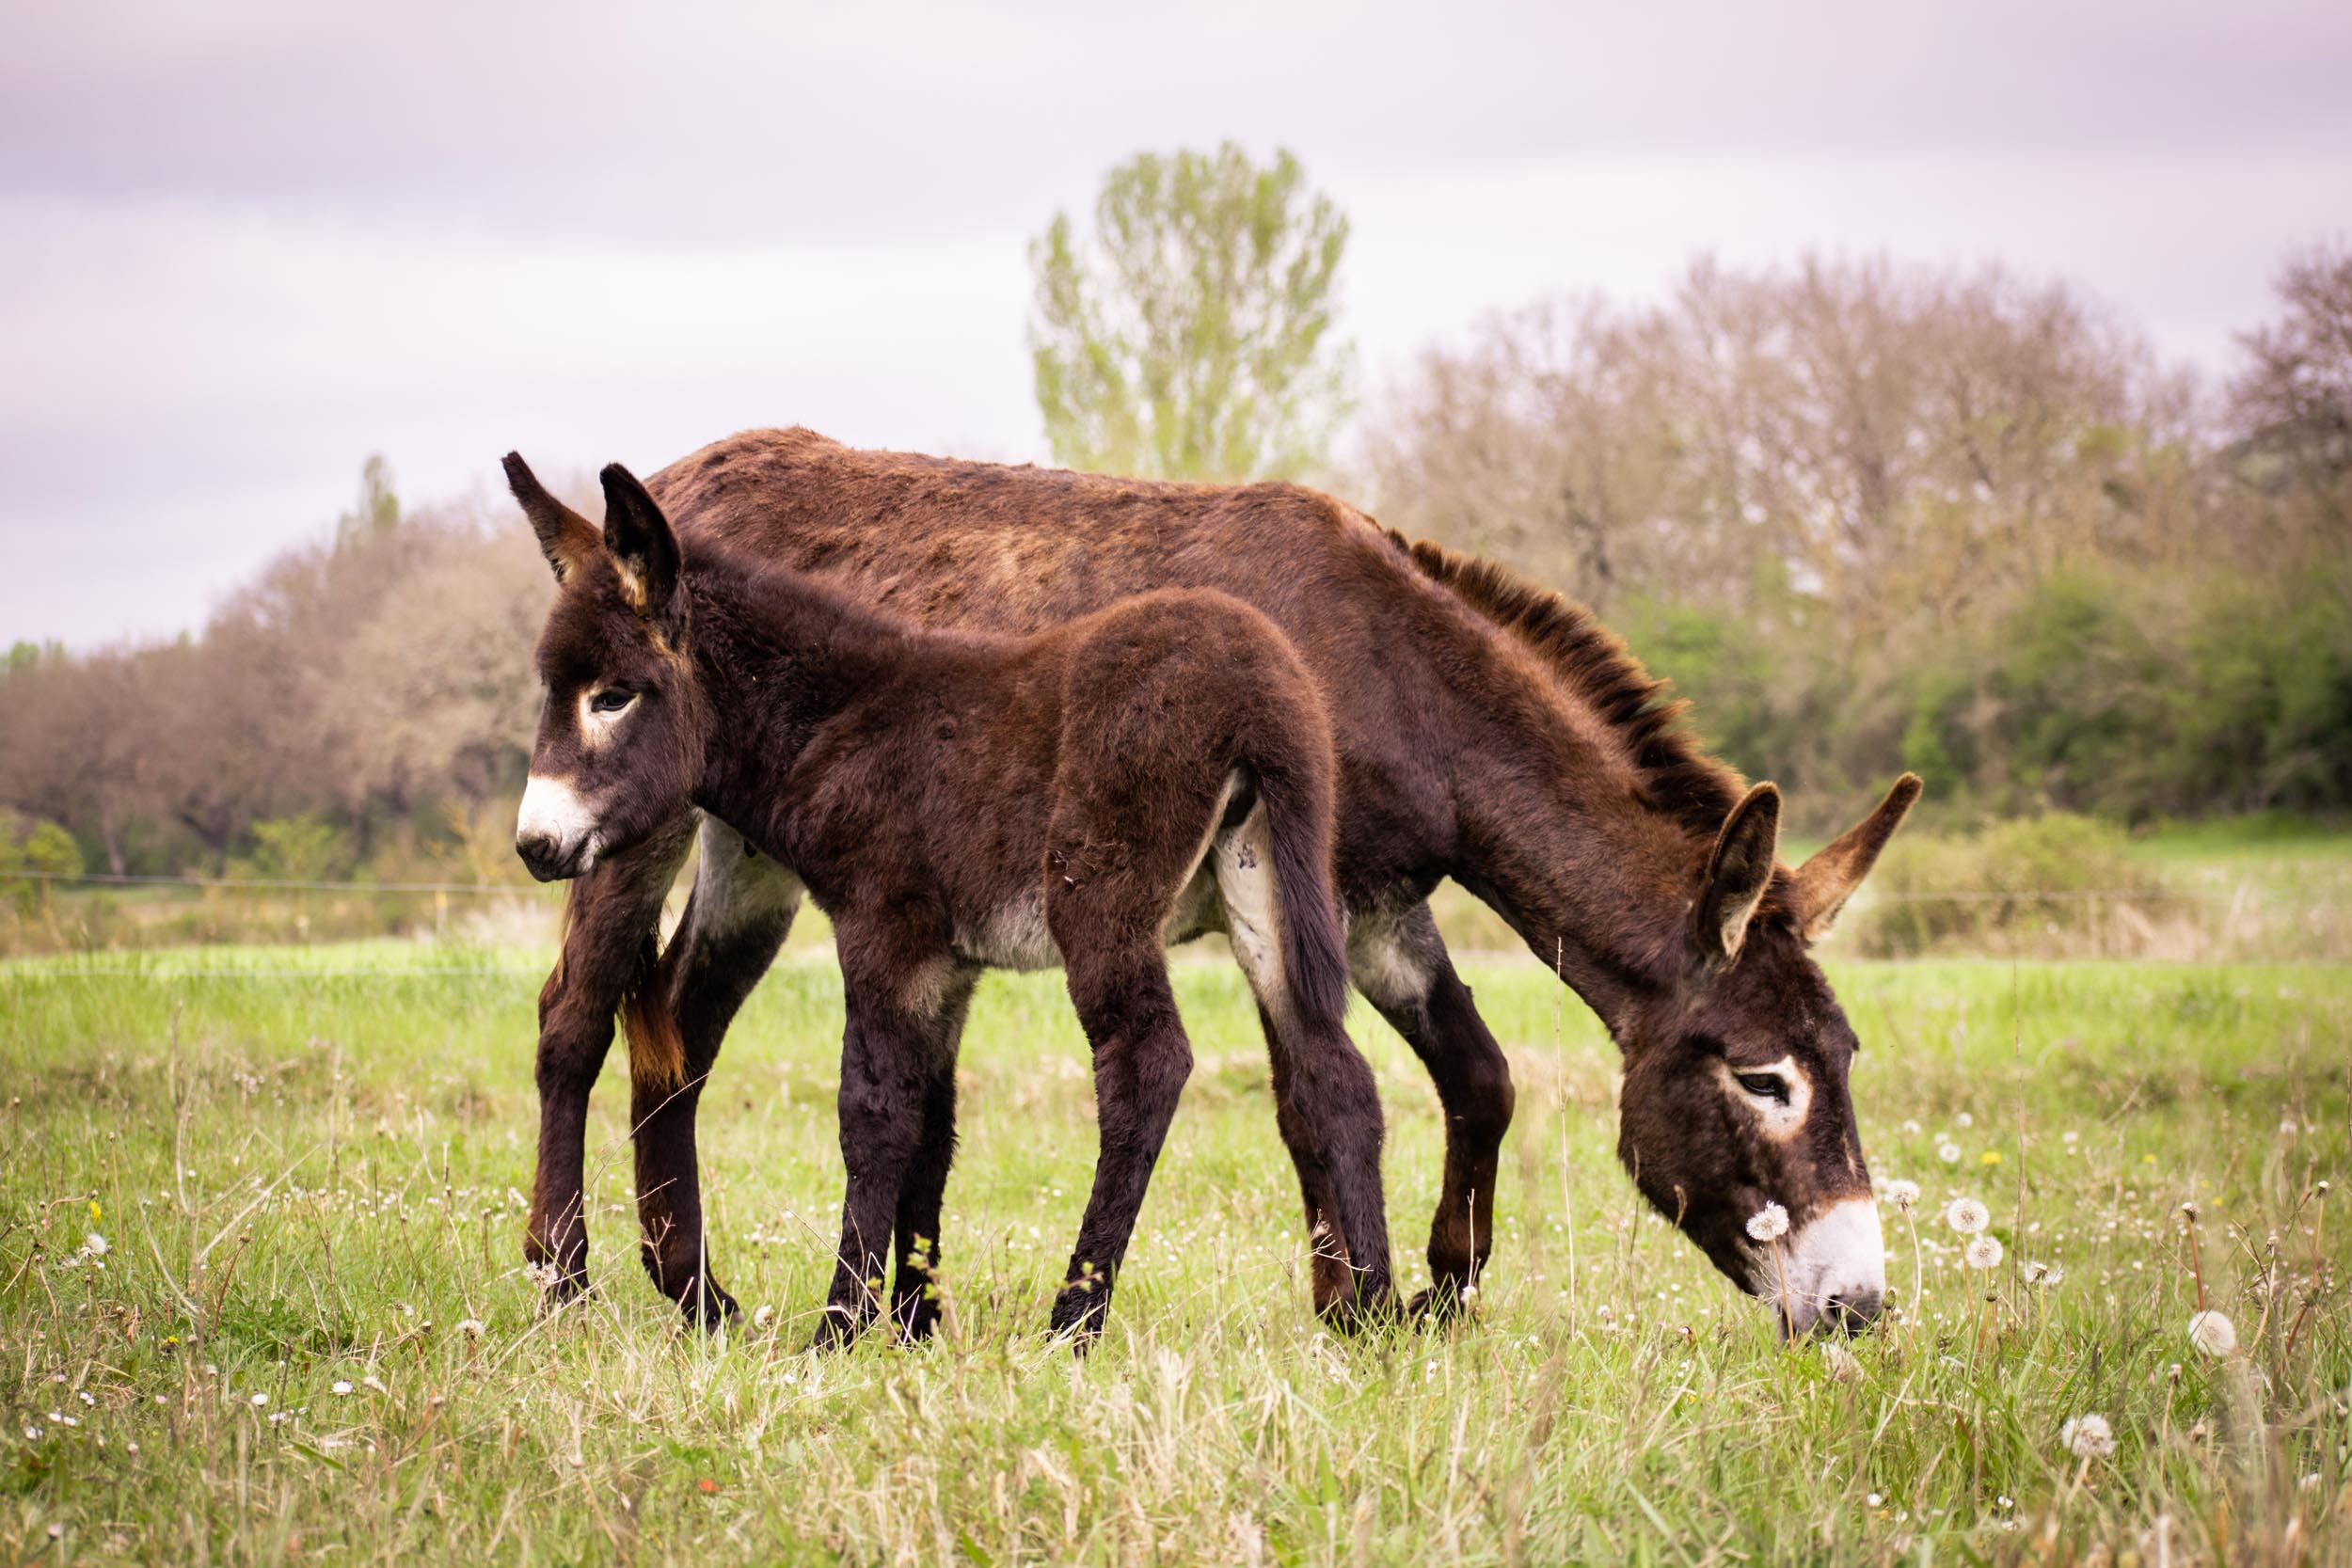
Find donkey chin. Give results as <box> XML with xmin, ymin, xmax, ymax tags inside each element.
<box><xmin>1752</xmin><ymin>1197</ymin><xmax>1888</xmax><ymax>1338</ymax></box>
<box><xmin>514</xmin><ymin>775</ymin><xmax>603</xmax><ymax>882</ymax></box>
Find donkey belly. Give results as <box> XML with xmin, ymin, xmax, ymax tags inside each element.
<box><xmin>952</xmin><ymin>894</ymin><xmax>1061</xmax><ymax>972</ymax></box>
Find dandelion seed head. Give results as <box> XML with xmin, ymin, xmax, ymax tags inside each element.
<box><xmin>331</xmin><ymin>1381</ymin><xmax>353</xmax><ymax>1396</ymax></box>
<box><xmin>1964</xmin><ymin>1236</ymin><xmax>2004</xmax><ymax>1270</ymax></box>
<box><xmin>455</xmin><ymin>1318</ymin><xmax>485</xmax><ymax>1340</ymax></box>
<box><xmin>1883</xmin><ymin>1179</ymin><xmax>1920</xmax><ymax>1212</ymax></box>
<box><xmin>1936</xmin><ymin>1141</ymin><xmax>1962</xmax><ymax>1164</ymax></box>
<box><xmin>248</xmin><ymin>1393</ymin><xmax>268</xmax><ymax>1408</ymax></box>
<box><xmin>1745</xmin><ymin>1202</ymin><xmax>1789</xmax><ymax>1243</ymax></box>
<box><xmin>2187</xmin><ymin>1309</ymin><xmax>2237</xmax><ymax>1358</ymax></box>
<box><xmin>1944</xmin><ymin>1197</ymin><xmax>1990</xmax><ymax>1235</ymax></box>
<box><xmin>2061</xmin><ymin>1414</ymin><xmax>2115</xmax><ymax>1459</ymax></box>
<box><xmin>82</xmin><ymin>1233</ymin><xmax>109</xmax><ymax>1258</ymax></box>
<box><xmin>752</xmin><ymin>1305</ymin><xmax>775</xmax><ymax>1331</ymax></box>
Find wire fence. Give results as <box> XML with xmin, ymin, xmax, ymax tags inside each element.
<box><xmin>0</xmin><ymin>868</ymin><xmax>2343</xmax><ymax>968</ymax></box>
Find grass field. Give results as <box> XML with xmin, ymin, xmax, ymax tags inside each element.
<box><xmin>1</xmin><ymin>943</ymin><xmax>2346</xmax><ymax>1565</ymax></box>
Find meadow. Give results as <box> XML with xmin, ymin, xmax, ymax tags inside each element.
<box><xmin>0</xmin><ymin>937</ymin><xmax>2345</xmax><ymax>1565</ymax></box>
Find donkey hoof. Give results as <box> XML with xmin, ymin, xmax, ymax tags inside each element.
<box><xmin>675</xmin><ymin>1281</ymin><xmax>739</xmax><ymax>1332</ymax></box>
<box><xmin>1406</xmin><ymin>1282</ymin><xmax>1476</xmax><ymax>1327</ymax></box>
<box><xmin>805</xmin><ymin>1304</ymin><xmax>868</xmax><ymax>1354</ymax></box>
<box><xmin>1048</xmin><ymin>1282</ymin><xmax>1111</xmax><ymax>1347</ymax></box>
<box><xmin>892</xmin><ymin>1294</ymin><xmax>942</xmax><ymax>1344</ymax></box>
<box><xmin>1320</xmin><ymin>1283</ymin><xmax>1406</xmax><ymax>1337</ymax></box>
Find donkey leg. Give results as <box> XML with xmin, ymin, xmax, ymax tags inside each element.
<box><xmin>1258</xmin><ymin>1006</ymin><xmax>1359</xmax><ymax>1318</ymax></box>
<box><xmin>1216</xmin><ymin>806</ymin><xmax>1396</xmax><ymax>1327</ymax></box>
<box><xmin>1350</xmin><ymin>901</ymin><xmax>1516</xmax><ymax>1319</ymax></box>
<box><xmin>632</xmin><ymin>818</ymin><xmax>803</xmax><ymax>1329</ymax></box>
<box><xmin>814</xmin><ymin>954</ymin><xmax>960</xmax><ymax>1352</ymax></box>
<box><xmin>1046</xmin><ymin>933</ymin><xmax>1194</xmax><ymax>1344</ymax></box>
<box><xmin>889</xmin><ymin>982</ymin><xmax>976</xmax><ymax>1341</ymax></box>
<box><xmin>526</xmin><ymin>825</ymin><xmax>691</xmax><ymax>1306</ymax></box>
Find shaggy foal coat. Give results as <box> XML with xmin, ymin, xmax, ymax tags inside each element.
<box><xmin>511</xmin><ymin>459</ymin><xmax>1391</xmax><ymax>1344</ymax></box>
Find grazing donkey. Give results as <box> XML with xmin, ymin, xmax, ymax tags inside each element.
<box><xmin>519</xmin><ymin>429</ymin><xmax>1921</xmax><ymax>1341</ymax></box>
<box><xmin>507</xmin><ymin>456</ymin><xmax>1393</xmax><ymax>1344</ymax></box>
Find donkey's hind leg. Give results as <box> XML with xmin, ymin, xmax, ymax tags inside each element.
<box><xmin>633</xmin><ymin>817</ymin><xmax>803</xmax><ymax>1328</ymax></box>
<box><xmin>816</xmin><ymin>946</ymin><xmax>976</xmax><ymax>1353</ymax></box>
<box><xmin>890</xmin><ymin>981</ymin><xmax>977</xmax><ymax>1342</ymax></box>
<box><xmin>1215</xmin><ymin>803</ymin><xmax>1398</xmax><ymax>1327</ymax></box>
<box><xmin>1255</xmin><ymin>1002</ymin><xmax>1359</xmax><ymax>1317</ymax></box>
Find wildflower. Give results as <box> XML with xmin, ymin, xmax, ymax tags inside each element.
<box><xmin>752</xmin><ymin>1305</ymin><xmax>775</xmax><ymax>1331</ymax></box>
<box><xmin>1745</xmin><ymin>1202</ymin><xmax>1790</xmax><ymax>1243</ymax></box>
<box><xmin>2060</xmin><ymin>1414</ymin><xmax>2115</xmax><ymax>1459</ymax></box>
<box><xmin>331</xmin><ymin>1382</ymin><xmax>353</xmax><ymax>1397</ymax></box>
<box><xmin>1944</xmin><ymin>1197</ymin><xmax>1990</xmax><ymax>1235</ymax></box>
<box><xmin>1979</xmin><ymin>1150</ymin><xmax>2002</xmax><ymax>1166</ymax></box>
<box><xmin>455</xmin><ymin>1318</ymin><xmax>485</xmax><ymax>1340</ymax></box>
<box><xmin>1883</xmin><ymin>1179</ymin><xmax>1920</xmax><ymax>1212</ymax></box>
<box><xmin>1937</xmin><ymin>1141</ymin><xmax>1962</xmax><ymax>1164</ymax></box>
<box><xmin>1964</xmin><ymin>1236</ymin><xmax>2004</xmax><ymax>1271</ymax></box>
<box><xmin>2186</xmin><ymin>1309</ymin><xmax>2237</xmax><ymax>1358</ymax></box>
<box><xmin>89</xmin><ymin>1200</ymin><xmax>103</xmax><ymax>1224</ymax></box>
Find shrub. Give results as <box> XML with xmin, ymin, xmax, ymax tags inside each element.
<box><xmin>1842</xmin><ymin>813</ymin><xmax>2173</xmax><ymax>958</ymax></box>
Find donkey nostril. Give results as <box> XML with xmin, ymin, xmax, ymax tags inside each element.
<box><xmin>1825</xmin><ymin>1291</ymin><xmax>1883</xmax><ymax>1335</ymax></box>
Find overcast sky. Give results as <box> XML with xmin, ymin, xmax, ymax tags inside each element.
<box><xmin>6</xmin><ymin>0</ymin><xmax>2349</xmax><ymax>648</ymax></box>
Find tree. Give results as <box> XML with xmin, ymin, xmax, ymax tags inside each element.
<box><xmin>2231</xmin><ymin>243</ymin><xmax>2352</xmax><ymax>518</ymax></box>
<box><xmin>1029</xmin><ymin>144</ymin><xmax>1353</xmax><ymax>482</ymax></box>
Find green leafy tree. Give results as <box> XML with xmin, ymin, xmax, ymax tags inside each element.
<box><xmin>1030</xmin><ymin>144</ymin><xmax>1353</xmax><ymax>482</ymax></box>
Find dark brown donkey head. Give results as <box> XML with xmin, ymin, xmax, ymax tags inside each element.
<box><xmin>505</xmin><ymin>455</ymin><xmax>709</xmax><ymax>881</ymax></box>
<box><xmin>1608</xmin><ymin>773</ymin><xmax>1922</xmax><ymax>1337</ymax></box>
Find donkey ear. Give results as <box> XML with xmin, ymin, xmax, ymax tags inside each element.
<box><xmin>1694</xmin><ymin>782</ymin><xmax>1781</xmax><ymax>965</ymax></box>
<box><xmin>597</xmin><ymin>463</ymin><xmax>680</xmax><ymax>617</ymax></box>
<box><xmin>502</xmin><ymin>451</ymin><xmax>600</xmax><ymax>583</ymax></box>
<box><xmin>1790</xmin><ymin>773</ymin><xmax>1922</xmax><ymax>941</ymax></box>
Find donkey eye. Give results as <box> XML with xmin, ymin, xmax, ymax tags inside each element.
<box><xmin>1736</xmin><ymin>1072</ymin><xmax>1790</xmax><ymax>1105</ymax></box>
<box><xmin>588</xmin><ymin>689</ymin><xmax>636</xmax><ymax>714</ymax></box>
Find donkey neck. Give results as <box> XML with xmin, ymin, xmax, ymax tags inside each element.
<box><xmin>676</xmin><ymin>547</ymin><xmax>942</xmax><ymax>830</ymax></box>
<box><xmin>1444</xmin><ymin>669</ymin><xmax>1719</xmax><ymax>1033</ymax></box>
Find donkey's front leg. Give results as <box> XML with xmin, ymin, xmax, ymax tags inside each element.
<box><xmin>1049</xmin><ymin>942</ymin><xmax>1195</xmax><ymax>1344</ymax></box>
<box><xmin>1349</xmin><ymin>902</ymin><xmax>1515</xmax><ymax>1320</ymax></box>
<box><xmin>526</xmin><ymin>826</ymin><xmax>691</xmax><ymax>1306</ymax></box>
<box><xmin>632</xmin><ymin>820</ymin><xmax>803</xmax><ymax>1330</ymax></box>
<box><xmin>814</xmin><ymin>959</ymin><xmax>957</xmax><ymax>1352</ymax></box>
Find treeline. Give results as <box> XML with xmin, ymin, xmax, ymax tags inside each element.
<box><xmin>3</xmin><ymin>247</ymin><xmax>2348</xmax><ymax>882</ymax></box>
<box><xmin>1</xmin><ymin>460</ymin><xmax>552</xmax><ymax>882</ymax></box>
<box><xmin>1363</xmin><ymin>248</ymin><xmax>2352</xmax><ymax>830</ymax></box>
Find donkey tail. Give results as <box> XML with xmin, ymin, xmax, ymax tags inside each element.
<box><xmin>1248</xmin><ymin>756</ymin><xmax>1353</xmax><ymax>1032</ymax></box>
<box><xmin>621</xmin><ymin>924</ymin><xmax>687</xmax><ymax>1094</ymax></box>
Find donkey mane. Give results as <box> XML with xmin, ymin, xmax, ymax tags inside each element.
<box><xmin>1380</xmin><ymin>529</ymin><xmax>1748</xmax><ymax>844</ymax></box>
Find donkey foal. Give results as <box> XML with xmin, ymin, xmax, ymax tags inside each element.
<box><xmin>507</xmin><ymin>455</ymin><xmax>1395</xmax><ymax>1347</ymax></box>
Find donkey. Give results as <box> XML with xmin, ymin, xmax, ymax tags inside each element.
<box><xmin>518</xmin><ymin>428</ymin><xmax>1921</xmax><ymax>1340</ymax></box>
<box><xmin>507</xmin><ymin>455</ymin><xmax>1394</xmax><ymax>1343</ymax></box>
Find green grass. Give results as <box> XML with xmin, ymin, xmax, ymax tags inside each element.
<box><xmin>1</xmin><ymin>945</ymin><xmax>2346</xmax><ymax>1564</ymax></box>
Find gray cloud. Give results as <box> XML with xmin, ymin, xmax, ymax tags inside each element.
<box><xmin>5</xmin><ymin>1</ymin><xmax>2350</xmax><ymax>646</ymax></box>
